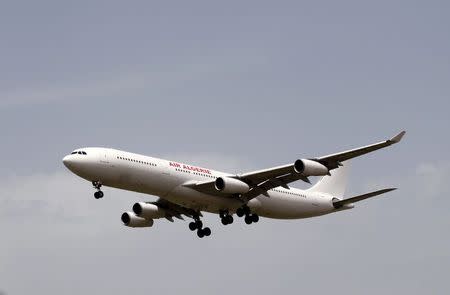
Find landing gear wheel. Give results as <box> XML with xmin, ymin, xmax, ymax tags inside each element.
<box><xmin>189</xmin><ymin>222</ymin><xmax>197</xmax><ymax>231</ymax></box>
<box><xmin>195</xmin><ymin>220</ymin><xmax>203</xmax><ymax>229</ymax></box>
<box><xmin>236</xmin><ymin>208</ymin><xmax>245</xmax><ymax>217</ymax></box>
<box><xmin>252</xmin><ymin>214</ymin><xmax>259</xmax><ymax>223</ymax></box>
<box><xmin>221</xmin><ymin>214</ymin><xmax>234</xmax><ymax>225</ymax></box>
<box><xmin>197</xmin><ymin>229</ymin><xmax>205</xmax><ymax>238</ymax></box>
<box><xmin>245</xmin><ymin>215</ymin><xmax>253</xmax><ymax>224</ymax></box>
<box><xmin>203</xmin><ymin>227</ymin><xmax>211</xmax><ymax>237</ymax></box>
<box><xmin>94</xmin><ymin>191</ymin><xmax>104</xmax><ymax>199</ymax></box>
<box><xmin>219</xmin><ymin>210</ymin><xmax>226</xmax><ymax>218</ymax></box>
<box><xmin>92</xmin><ymin>181</ymin><xmax>103</xmax><ymax>199</ymax></box>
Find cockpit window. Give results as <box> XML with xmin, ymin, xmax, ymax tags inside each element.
<box><xmin>71</xmin><ymin>151</ymin><xmax>87</xmax><ymax>155</ymax></box>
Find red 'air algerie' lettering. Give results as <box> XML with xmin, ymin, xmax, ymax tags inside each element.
<box><xmin>170</xmin><ymin>162</ymin><xmax>211</xmax><ymax>174</ymax></box>
<box><xmin>183</xmin><ymin>164</ymin><xmax>211</xmax><ymax>174</ymax></box>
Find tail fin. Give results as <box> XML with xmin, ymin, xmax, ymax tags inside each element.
<box><xmin>307</xmin><ymin>161</ymin><xmax>350</xmax><ymax>197</ymax></box>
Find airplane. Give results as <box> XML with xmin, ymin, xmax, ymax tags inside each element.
<box><xmin>62</xmin><ymin>131</ymin><xmax>405</xmax><ymax>238</ymax></box>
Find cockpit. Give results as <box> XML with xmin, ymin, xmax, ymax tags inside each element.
<box><xmin>63</xmin><ymin>148</ymin><xmax>95</xmax><ymax>176</ymax></box>
<box><xmin>71</xmin><ymin>150</ymin><xmax>87</xmax><ymax>155</ymax></box>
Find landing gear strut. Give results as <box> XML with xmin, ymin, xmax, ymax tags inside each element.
<box><xmin>237</xmin><ymin>205</ymin><xmax>259</xmax><ymax>225</ymax></box>
<box><xmin>188</xmin><ymin>215</ymin><xmax>211</xmax><ymax>238</ymax></box>
<box><xmin>92</xmin><ymin>181</ymin><xmax>104</xmax><ymax>199</ymax></box>
<box><xmin>219</xmin><ymin>210</ymin><xmax>234</xmax><ymax>225</ymax></box>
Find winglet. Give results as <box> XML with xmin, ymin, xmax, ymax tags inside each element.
<box><xmin>390</xmin><ymin>131</ymin><xmax>406</xmax><ymax>143</ymax></box>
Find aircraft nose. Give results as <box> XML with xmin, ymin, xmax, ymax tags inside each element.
<box><xmin>63</xmin><ymin>155</ymin><xmax>75</xmax><ymax>169</ymax></box>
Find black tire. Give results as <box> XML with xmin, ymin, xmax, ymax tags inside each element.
<box><xmin>94</xmin><ymin>191</ymin><xmax>103</xmax><ymax>199</ymax></box>
<box><xmin>221</xmin><ymin>218</ymin><xmax>228</xmax><ymax>225</ymax></box>
<box><xmin>203</xmin><ymin>227</ymin><xmax>211</xmax><ymax>236</ymax></box>
<box><xmin>197</xmin><ymin>229</ymin><xmax>205</xmax><ymax>238</ymax></box>
<box><xmin>252</xmin><ymin>214</ymin><xmax>259</xmax><ymax>223</ymax></box>
<box><xmin>189</xmin><ymin>222</ymin><xmax>197</xmax><ymax>231</ymax></box>
<box><xmin>195</xmin><ymin>220</ymin><xmax>203</xmax><ymax>229</ymax></box>
<box><xmin>226</xmin><ymin>215</ymin><xmax>234</xmax><ymax>224</ymax></box>
<box><xmin>236</xmin><ymin>208</ymin><xmax>244</xmax><ymax>217</ymax></box>
<box><xmin>244</xmin><ymin>215</ymin><xmax>253</xmax><ymax>224</ymax></box>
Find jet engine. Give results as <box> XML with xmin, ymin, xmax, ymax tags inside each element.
<box><xmin>121</xmin><ymin>212</ymin><xmax>154</xmax><ymax>228</ymax></box>
<box><xmin>133</xmin><ymin>202</ymin><xmax>166</xmax><ymax>219</ymax></box>
<box><xmin>215</xmin><ymin>177</ymin><xmax>250</xmax><ymax>194</ymax></box>
<box><xmin>294</xmin><ymin>159</ymin><xmax>329</xmax><ymax>176</ymax></box>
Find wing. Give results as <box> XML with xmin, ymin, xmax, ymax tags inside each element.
<box><xmin>183</xmin><ymin>168</ymin><xmax>310</xmax><ymax>200</ymax></box>
<box><xmin>186</xmin><ymin>131</ymin><xmax>405</xmax><ymax>202</ymax></box>
<box><xmin>316</xmin><ymin>131</ymin><xmax>406</xmax><ymax>170</ymax></box>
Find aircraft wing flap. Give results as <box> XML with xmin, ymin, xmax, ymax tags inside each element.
<box><xmin>238</xmin><ymin>163</ymin><xmax>296</xmax><ymax>185</ymax></box>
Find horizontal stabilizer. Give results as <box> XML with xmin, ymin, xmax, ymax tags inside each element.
<box><xmin>333</xmin><ymin>188</ymin><xmax>396</xmax><ymax>209</ymax></box>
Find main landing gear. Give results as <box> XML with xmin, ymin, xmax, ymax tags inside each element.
<box><xmin>219</xmin><ymin>210</ymin><xmax>234</xmax><ymax>225</ymax></box>
<box><xmin>92</xmin><ymin>181</ymin><xmax>104</xmax><ymax>199</ymax></box>
<box><xmin>188</xmin><ymin>215</ymin><xmax>211</xmax><ymax>238</ymax></box>
<box><xmin>236</xmin><ymin>205</ymin><xmax>259</xmax><ymax>225</ymax></box>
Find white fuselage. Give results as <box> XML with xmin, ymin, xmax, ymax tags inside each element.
<box><xmin>63</xmin><ymin>147</ymin><xmax>338</xmax><ymax>219</ymax></box>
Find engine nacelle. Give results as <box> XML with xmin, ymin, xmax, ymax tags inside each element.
<box><xmin>133</xmin><ymin>202</ymin><xmax>166</xmax><ymax>219</ymax></box>
<box><xmin>121</xmin><ymin>212</ymin><xmax>154</xmax><ymax>228</ymax></box>
<box><xmin>215</xmin><ymin>177</ymin><xmax>250</xmax><ymax>194</ymax></box>
<box><xmin>294</xmin><ymin>159</ymin><xmax>329</xmax><ymax>176</ymax></box>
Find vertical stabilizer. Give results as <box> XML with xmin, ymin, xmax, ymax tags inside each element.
<box><xmin>307</xmin><ymin>161</ymin><xmax>350</xmax><ymax>197</ymax></box>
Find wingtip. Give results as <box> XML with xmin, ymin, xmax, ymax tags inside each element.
<box><xmin>385</xmin><ymin>188</ymin><xmax>398</xmax><ymax>193</ymax></box>
<box><xmin>390</xmin><ymin>131</ymin><xmax>406</xmax><ymax>143</ymax></box>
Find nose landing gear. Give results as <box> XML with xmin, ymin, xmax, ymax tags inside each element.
<box><xmin>92</xmin><ymin>181</ymin><xmax>104</xmax><ymax>199</ymax></box>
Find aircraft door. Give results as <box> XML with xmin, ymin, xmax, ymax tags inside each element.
<box><xmin>99</xmin><ymin>149</ymin><xmax>110</xmax><ymax>165</ymax></box>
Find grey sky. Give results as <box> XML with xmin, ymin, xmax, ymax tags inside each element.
<box><xmin>1</xmin><ymin>1</ymin><xmax>449</xmax><ymax>294</ymax></box>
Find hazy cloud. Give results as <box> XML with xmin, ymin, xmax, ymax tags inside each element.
<box><xmin>415</xmin><ymin>162</ymin><xmax>450</xmax><ymax>198</ymax></box>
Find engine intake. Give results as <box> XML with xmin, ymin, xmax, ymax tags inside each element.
<box><xmin>215</xmin><ymin>177</ymin><xmax>250</xmax><ymax>194</ymax></box>
<box><xmin>133</xmin><ymin>202</ymin><xmax>166</xmax><ymax>219</ymax></box>
<box><xmin>294</xmin><ymin>159</ymin><xmax>329</xmax><ymax>176</ymax></box>
<box><xmin>121</xmin><ymin>212</ymin><xmax>154</xmax><ymax>228</ymax></box>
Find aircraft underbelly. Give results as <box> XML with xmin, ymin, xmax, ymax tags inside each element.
<box><xmin>255</xmin><ymin>195</ymin><xmax>334</xmax><ymax>219</ymax></box>
<box><xmin>158</xmin><ymin>184</ymin><xmax>333</xmax><ymax>219</ymax></box>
